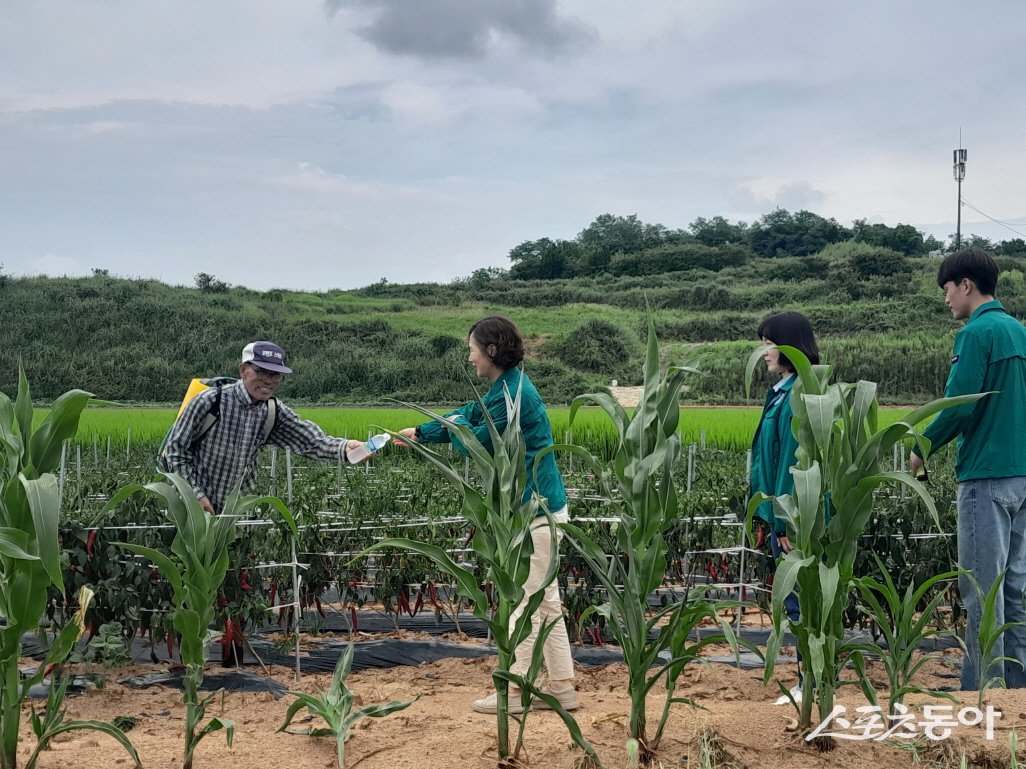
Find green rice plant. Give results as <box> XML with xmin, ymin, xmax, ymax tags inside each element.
<box><xmin>279</xmin><ymin>642</ymin><xmax>417</xmax><ymax>769</ymax></box>
<box><xmin>363</xmin><ymin>380</ymin><xmax>601</xmax><ymax>769</ymax></box>
<box><xmin>744</xmin><ymin>344</ymin><xmax>985</xmax><ymax>739</ymax></box>
<box><xmin>556</xmin><ymin>320</ymin><xmax>753</xmax><ymax>766</ymax></box>
<box><xmin>0</xmin><ymin>371</ymin><xmax>143</xmax><ymax>769</ymax></box>
<box><xmin>963</xmin><ymin>569</ymin><xmax>1025</xmax><ymax>709</ymax></box>
<box><xmin>846</xmin><ymin>555</ymin><xmax>964</xmax><ymax>715</ymax></box>
<box><xmin>107</xmin><ymin>472</ymin><xmax>297</xmax><ymax>769</ymax></box>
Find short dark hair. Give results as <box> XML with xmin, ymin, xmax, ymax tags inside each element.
<box><xmin>469</xmin><ymin>315</ymin><xmax>524</xmax><ymax>371</ymax></box>
<box><xmin>756</xmin><ymin>311</ymin><xmax>820</xmax><ymax>373</ymax></box>
<box><xmin>936</xmin><ymin>248</ymin><xmax>998</xmax><ymax>295</ymax></box>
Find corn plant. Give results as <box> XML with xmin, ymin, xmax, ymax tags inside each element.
<box><xmin>279</xmin><ymin>641</ymin><xmax>417</xmax><ymax>768</ymax></box>
<box><xmin>365</xmin><ymin>378</ymin><xmax>601</xmax><ymax>769</ymax></box>
<box><xmin>23</xmin><ymin>585</ymin><xmax>141</xmax><ymax>768</ymax></box>
<box><xmin>107</xmin><ymin>472</ymin><xmax>297</xmax><ymax>769</ymax></box>
<box><xmin>0</xmin><ymin>371</ymin><xmax>143</xmax><ymax>769</ymax></box>
<box><xmin>744</xmin><ymin>344</ymin><xmax>986</xmax><ymax>739</ymax></box>
<box><xmin>962</xmin><ymin>570</ymin><xmax>1025</xmax><ymax>709</ymax></box>
<box><xmin>846</xmin><ymin>555</ymin><xmax>964</xmax><ymax>715</ymax></box>
<box><xmin>555</xmin><ymin>320</ymin><xmax>752</xmax><ymax>766</ymax></box>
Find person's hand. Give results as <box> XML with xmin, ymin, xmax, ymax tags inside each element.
<box><xmin>394</xmin><ymin>427</ymin><xmax>418</xmax><ymax>447</ymax></box>
<box><xmin>776</xmin><ymin>534</ymin><xmax>793</xmax><ymax>553</ymax></box>
<box><xmin>198</xmin><ymin>496</ymin><xmax>215</xmax><ymax>515</ymax></box>
<box><xmin>910</xmin><ymin>451</ymin><xmax>924</xmax><ymax>478</ymax></box>
<box><xmin>345</xmin><ymin>439</ymin><xmax>364</xmax><ymax>458</ymax></box>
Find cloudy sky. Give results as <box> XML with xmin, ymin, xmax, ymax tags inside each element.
<box><xmin>2</xmin><ymin>1</ymin><xmax>1025</xmax><ymax>291</ymax></box>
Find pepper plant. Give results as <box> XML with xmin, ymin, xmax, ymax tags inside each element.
<box><xmin>744</xmin><ymin>344</ymin><xmax>986</xmax><ymax>740</ymax></box>
<box><xmin>107</xmin><ymin>472</ymin><xmax>297</xmax><ymax>769</ymax></box>
<box><xmin>279</xmin><ymin>641</ymin><xmax>418</xmax><ymax>769</ymax></box>
<box><xmin>555</xmin><ymin>320</ymin><xmax>751</xmax><ymax>766</ymax></box>
<box><xmin>364</xmin><ymin>379</ymin><xmax>601</xmax><ymax>769</ymax></box>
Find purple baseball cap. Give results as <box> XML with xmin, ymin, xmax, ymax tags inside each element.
<box><xmin>242</xmin><ymin>341</ymin><xmax>293</xmax><ymax>374</ymax></box>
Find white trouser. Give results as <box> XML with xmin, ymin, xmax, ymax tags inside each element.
<box><xmin>509</xmin><ymin>507</ymin><xmax>574</xmax><ymax>681</ymax></box>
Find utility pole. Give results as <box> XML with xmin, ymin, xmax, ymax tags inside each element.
<box><xmin>953</xmin><ymin>136</ymin><xmax>967</xmax><ymax>249</ymax></box>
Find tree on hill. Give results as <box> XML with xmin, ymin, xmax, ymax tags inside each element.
<box><xmin>748</xmin><ymin>209</ymin><xmax>850</xmax><ymax>257</ymax></box>
<box><xmin>688</xmin><ymin>215</ymin><xmax>749</xmax><ymax>247</ymax></box>
<box><xmin>508</xmin><ymin>238</ymin><xmax>583</xmax><ymax>279</ymax></box>
<box><xmin>851</xmin><ymin>219</ymin><xmax>928</xmax><ymax>256</ymax></box>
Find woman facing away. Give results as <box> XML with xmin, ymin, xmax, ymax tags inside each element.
<box><xmin>749</xmin><ymin>310</ymin><xmax>820</xmax><ymax>705</ymax></box>
<box><xmin>397</xmin><ymin>314</ymin><xmax>578</xmax><ymax>715</ymax></box>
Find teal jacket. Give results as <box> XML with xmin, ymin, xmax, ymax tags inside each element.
<box><xmin>416</xmin><ymin>368</ymin><xmax>568</xmax><ymax>512</ymax></box>
<box><xmin>921</xmin><ymin>300</ymin><xmax>1026</xmax><ymax>482</ymax></box>
<box><xmin>750</xmin><ymin>376</ymin><xmax>798</xmax><ymax>534</ymax></box>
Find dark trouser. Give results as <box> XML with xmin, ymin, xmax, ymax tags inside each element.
<box><xmin>770</xmin><ymin>531</ymin><xmax>802</xmax><ymax>685</ymax></box>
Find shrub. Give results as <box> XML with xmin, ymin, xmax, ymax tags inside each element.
<box><xmin>549</xmin><ymin>319</ymin><xmax>640</xmax><ymax>378</ymax></box>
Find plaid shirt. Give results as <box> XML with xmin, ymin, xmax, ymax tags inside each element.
<box><xmin>164</xmin><ymin>381</ymin><xmax>346</xmax><ymax>512</ymax></box>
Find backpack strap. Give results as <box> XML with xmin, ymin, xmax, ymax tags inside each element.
<box><xmin>192</xmin><ymin>384</ymin><xmax>224</xmax><ymax>446</ymax></box>
<box><xmin>191</xmin><ymin>386</ymin><xmax>277</xmax><ymax>448</ymax></box>
<box><xmin>261</xmin><ymin>398</ymin><xmax>278</xmax><ymax>444</ymax></box>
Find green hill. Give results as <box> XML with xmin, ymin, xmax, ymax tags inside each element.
<box><xmin>5</xmin><ymin>244</ymin><xmax>1026</xmax><ymax>405</ymax></box>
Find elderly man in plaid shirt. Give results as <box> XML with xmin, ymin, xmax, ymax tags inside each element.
<box><xmin>164</xmin><ymin>340</ymin><xmax>364</xmax><ymax>514</ymax></box>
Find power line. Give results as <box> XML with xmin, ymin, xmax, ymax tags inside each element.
<box><xmin>961</xmin><ymin>198</ymin><xmax>1026</xmax><ymax>239</ymax></box>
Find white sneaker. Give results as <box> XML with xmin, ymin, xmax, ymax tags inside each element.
<box><xmin>472</xmin><ymin>690</ymin><xmax>525</xmax><ymax>714</ymax></box>
<box><xmin>774</xmin><ymin>685</ymin><xmax>802</xmax><ymax>706</ymax></box>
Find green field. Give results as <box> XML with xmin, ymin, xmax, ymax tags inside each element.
<box><xmin>66</xmin><ymin>405</ymin><xmax>916</xmax><ymax>453</ymax></box>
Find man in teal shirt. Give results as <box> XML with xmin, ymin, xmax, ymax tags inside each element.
<box><xmin>911</xmin><ymin>248</ymin><xmax>1026</xmax><ymax>690</ymax></box>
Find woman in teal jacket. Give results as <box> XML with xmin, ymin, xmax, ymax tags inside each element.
<box><xmin>397</xmin><ymin>315</ymin><xmax>577</xmax><ymax>715</ymax></box>
<box><xmin>750</xmin><ymin>310</ymin><xmax>819</xmax><ymax>705</ymax></box>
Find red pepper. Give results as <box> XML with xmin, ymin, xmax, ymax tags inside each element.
<box><xmin>350</xmin><ymin>606</ymin><xmax>358</xmax><ymax>632</ymax></box>
<box><xmin>167</xmin><ymin>633</ymin><xmax>174</xmax><ymax>659</ymax></box>
<box><xmin>218</xmin><ymin>595</ymin><xmax>228</xmax><ymax>608</ymax></box>
<box><xmin>397</xmin><ymin>586</ymin><xmax>410</xmax><ymax>617</ymax></box>
<box><xmin>240</xmin><ymin>569</ymin><xmax>253</xmax><ymax>592</ymax></box>
<box><xmin>150</xmin><ymin>568</ymin><xmax>160</xmax><ymax>581</ymax></box>
<box><xmin>709</xmin><ymin>562</ymin><xmax>719</xmax><ymax>582</ymax></box>
<box><xmin>268</xmin><ymin>583</ymin><xmax>277</xmax><ymax>607</ymax></box>
<box><xmin>315</xmin><ymin>596</ymin><xmax>325</xmax><ymax>618</ymax></box>
<box><xmin>754</xmin><ymin>526</ymin><xmax>766</xmax><ymax>550</ymax></box>
<box><xmin>86</xmin><ymin>530</ymin><xmax>97</xmax><ymax>557</ymax></box>
<box><xmin>412</xmin><ymin>588</ymin><xmax>424</xmax><ymax>617</ymax></box>
<box><xmin>428</xmin><ymin>582</ymin><xmax>442</xmax><ymax>610</ymax></box>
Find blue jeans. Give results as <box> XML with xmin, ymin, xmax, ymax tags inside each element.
<box><xmin>957</xmin><ymin>477</ymin><xmax>1026</xmax><ymax>690</ymax></box>
<box><xmin>770</xmin><ymin>531</ymin><xmax>802</xmax><ymax>683</ymax></box>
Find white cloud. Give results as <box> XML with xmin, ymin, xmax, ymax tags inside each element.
<box><xmin>2</xmin><ymin>1</ymin><xmax>1026</xmax><ymax>290</ymax></box>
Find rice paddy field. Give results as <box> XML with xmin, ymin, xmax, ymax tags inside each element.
<box><xmin>65</xmin><ymin>405</ymin><xmax>917</xmax><ymax>453</ymax></box>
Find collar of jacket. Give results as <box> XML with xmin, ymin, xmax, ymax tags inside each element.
<box><xmin>489</xmin><ymin>367</ymin><xmax>521</xmax><ymax>395</ymax></box>
<box><xmin>969</xmin><ymin>299</ymin><xmax>1004</xmax><ymax>322</ymax></box>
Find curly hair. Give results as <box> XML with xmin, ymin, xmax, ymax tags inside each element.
<box><xmin>469</xmin><ymin>315</ymin><xmax>524</xmax><ymax>371</ymax></box>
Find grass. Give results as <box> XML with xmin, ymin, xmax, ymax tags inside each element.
<box><xmin>62</xmin><ymin>405</ymin><xmax>917</xmax><ymax>453</ymax></box>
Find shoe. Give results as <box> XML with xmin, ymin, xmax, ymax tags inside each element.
<box><xmin>472</xmin><ymin>686</ymin><xmax>580</xmax><ymax>714</ymax></box>
<box><xmin>533</xmin><ymin>685</ymin><xmax>580</xmax><ymax>711</ymax></box>
<box><xmin>774</xmin><ymin>685</ymin><xmax>802</xmax><ymax>706</ymax></box>
<box><xmin>472</xmin><ymin>691</ymin><xmax>525</xmax><ymax>714</ymax></box>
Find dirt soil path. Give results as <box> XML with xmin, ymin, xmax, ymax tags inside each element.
<box><xmin>19</xmin><ymin>640</ymin><xmax>1026</xmax><ymax>769</ymax></box>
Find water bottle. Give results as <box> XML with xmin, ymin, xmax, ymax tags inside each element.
<box><xmin>347</xmin><ymin>433</ymin><xmax>391</xmax><ymax>464</ymax></box>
